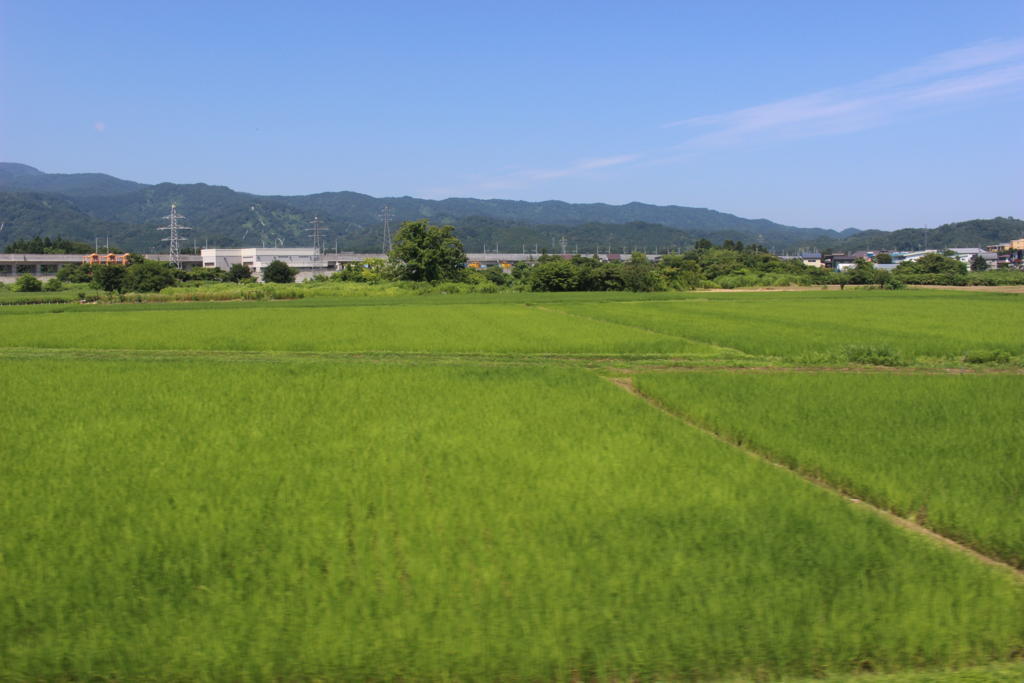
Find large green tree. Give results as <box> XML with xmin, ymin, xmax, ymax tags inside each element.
<box><xmin>91</xmin><ymin>264</ymin><xmax>125</xmax><ymax>292</ymax></box>
<box><xmin>846</xmin><ymin>259</ymin><xmax>877</xmax><ymax>285</ymax></box>
<box><xmin>263</xmin><ymin>259</ymin><xmax>297</xmax><ymax>283</ymax></box>
<box><xmin>122</xmin><ymin>260</ymin><xmax>177</xmax><ymax>292</ymax></box>
<box><xmin>227</xmin><ymin>263</ymin><xmax>252</xmax><ymax>282</ymax></box>
<box><xmin>894</xmin><ymin>252</ymin><xmax>968</xmax><ymax>285</ymax></box>
<box><xmin>529</xmin><ymin>258</ymin><xmax>579</xmax><ymax>292</ymax></box>
<box><xmin>622</xmin><ymin>252</ymin><xmax>663</xmax><ymax>292</ymax></box>
<box><xmin>389</xmin><ymin>220</ymin><xmax>466</xmax><ymax>282</ymax></box>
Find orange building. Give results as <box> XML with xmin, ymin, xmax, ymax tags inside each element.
<box><xmin>82</xmin><ymin>253</ymin><xmax>131</xmax><ymax>265</ymax></box>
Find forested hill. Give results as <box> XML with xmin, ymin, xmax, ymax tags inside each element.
<box><xmin>0</xmin><ymin>163</ymin><xmax>145</xmax><ymax>197</ymax></box>
<box><xmin>828</xmin><ymin>217</ymin><xmax>1024</xmax><ymax>251</ymax></box>
<box><xmin>0</xmin><ymin>162</ymin><xmax>858</xmax><ymax>252</ymax></box>
<box><xmin>2</xmin><ymin>162</ymin><xmax>1018</xmax><ymax>254</ymax></box>
<box><xmin>0</xmin><ymin>192</ymin><xmax>139</xmax><ymax>248</ymax></box>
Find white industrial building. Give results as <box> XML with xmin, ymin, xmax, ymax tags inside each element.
<box><xmin>946</xmin><ymin>247</ymin><xmax>998</xmax><ymax>267</ymax></box>
<box><xmin>200</xmin><ymin>248</ymin><xmax>373</xmax><ymax>282</ymax></box>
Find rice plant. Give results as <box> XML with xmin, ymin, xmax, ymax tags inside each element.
<box><xmin>556</xmin><ymin>289</ymin><xmax>1024</xmax><ymax>361</ymax></box>
<box><xmin>635</xmin><ymin>371</ymin><xmax>1024</xmax><ymax>566</ymax></box>
<box><xmin>1</xmin><ymin>359</ymin><xmax>1022</xmax><ymax>680</ymax></box>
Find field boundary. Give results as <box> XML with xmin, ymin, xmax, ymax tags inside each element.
<box><xmin>4</xmin><ymin>347</ymin><xmax>1022</xmax><ymax>377</ymax></box>
<box><xmin>606</xmin><ymin>375</ymin><xmax>1024</xmax><ymax>581</ymax></box>
<box><xmin>0</xmin><ymin>346</ymin><xmax>756</xmax><ymax>368</ymax></box>
<box><xmin>627</xmin><ymin>364</ymin><xmax>1024</xmax><ymax>375</ymax></box>
<box><xmin>530</xmin><ymin>304</ymin><xmax>755</xmax><ymax>358</ymax></box>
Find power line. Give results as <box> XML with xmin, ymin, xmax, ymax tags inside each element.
<box><xmin>307</xmin><ymin>215</ymin><xmax>326</xmax><ymax>267</ymax></box>
<box><xmin>157</xmin><ymin>204</ymin><xmax>192</xmax><ymax>268</ymax></box>
<box><xmin>379</xmin><ymin>205</ymin><xmax>394</xmax><ymax>255</ymax></box>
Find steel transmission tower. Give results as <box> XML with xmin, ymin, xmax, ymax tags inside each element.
<box><xmin>379</xmin><ymin>205</ymin><xmax>394</xmax><ymax>254</ymax></box>
<box><xmin>307</xmin><ymin>216</ymin><xmax>326</xmax><ymax>267</ymax></box>
<box><xmin>157</xmin><ymin>204</ymin><xmax>192</xmax><ymax>268</ymax></box>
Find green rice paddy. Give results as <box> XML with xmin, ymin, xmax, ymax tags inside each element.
<box><xmin>633</xmin><ymin>372</ymin><xmax>1024</xmax><ymax>567</ymax></box>
<box><xmin>553</xmin><ymin>289</ymin><xmax>1024</xmax><ymax>361</ymax></box>
<box><xmin>1</xmin><ymin>289</ymin><xmax>1022</xmax><ymax>680</ymax></box>
<box><xmin>0</xmin><ymin>299</ymin><xmax>726</xmax><ymax>357</ymax></box>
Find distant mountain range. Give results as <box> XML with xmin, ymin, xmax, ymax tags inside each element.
<box><xmin>1</xmin><ymin>162</ymin><xmax>1020</xmax><ymax>253</ymax></box>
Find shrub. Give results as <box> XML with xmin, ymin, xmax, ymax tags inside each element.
<box><xmin>43</xmin><ymin>278</ymin><xmax>63</xmax><ymax>291</ymax></box>
<box><xmin>963</xmin><ymin>349</ymin><xmax>1012</xmax><ymax>364</ymax></box>
<box><xmin>178</xmin><ymin>267</ymin><xmax>226</xmax><ymax>282</ymax></box>
<box><xmin>56</xmin><ymin>263</ymin><xmax>93</xmax><ymax>283</ymax></box>
<box><xmin>482</xmin><ymin>266</ymin><xmax>508</xmax><ymax>286</ymax></box>
<box><xmin>881</xmin><ymin>278</ymin><xmax>906</xmax><ymax>290</ymax></box>
<box><xmin>842</xmin><ymin>345</ymin><xmax>905</xmax><ymax>367</ymax></box>
<box><xmin>14</xmin><ymin>274</ymin><xmax>43</xmax><ymax>292</ymax></box>
<box><xmin>966</xmin><ymin>270</ymin><xmax>1024</xmax><ymax>286</ymax></box>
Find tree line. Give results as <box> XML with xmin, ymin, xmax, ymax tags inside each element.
<box><xmin>4</xmin><ymin>236</ymin><xmax>99</xmax><ymax>254</ymax></box>
<box><xmin>9</xmin><ymin>220</ymin><xmax>1020</xmax><ymax>294</ymax></box>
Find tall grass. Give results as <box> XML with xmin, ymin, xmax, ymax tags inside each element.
<box><xmin>1</xmin><ymin>360</ymin><xmax>1022</xmax><ymax>679</ymax></box>
<box><xmin>635</xmin><ymin>371</ymin><xmax>1024</xmax><ymax>566</ymax></box>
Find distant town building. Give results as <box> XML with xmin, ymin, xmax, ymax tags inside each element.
<box><xmin>799</xmin><ymin>252</ymin><xmax>822</xmax><ymax>268</ymax></box>
<box><xmin>201</xmin><ymin>247</ymin><xmax>347</xmax><ymax>282</ymax></box>
<box><xmin>946</xmin><ymin>248</ymin><xmax>998</xmax><ymax>267</ymax></box>
<box><xmin>82</xmin><ymin>252</ymin><xmax>131</xmax><ymax>265</ymax></box>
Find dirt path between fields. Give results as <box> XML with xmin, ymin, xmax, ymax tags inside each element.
<box><xmin>694</xmin><ymin>284</ymin><xmax>1024</xmax><ymax>293</ymax></box>
<box><xmin>607</xmin><ymin>375</ymin><xmax>1024</xmax><ymax>580</ymax></box>
<box><xmin>531</xmin><ymin>304</ymin><xmax>753</xmax><ymax>358</ymax></box>
<box><xmin>624</xmin><ymin>364</ymin><xmax>1024</xmax><ymax>375</ymax></box>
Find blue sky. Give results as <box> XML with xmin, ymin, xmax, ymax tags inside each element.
<box><xmin>2</xmin><ymin>1</ymin><xmax>1022</xmax><ymax>230</ymax></box>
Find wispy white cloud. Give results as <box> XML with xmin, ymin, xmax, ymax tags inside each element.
<box><xmin>416</xmin><ymin>154</ymin><xmax>641</xmax><ymax>198</ymax></box>
<box><xmin>665</xmin><ymin>38</ymin><xmax>1024</xmax><ymax>147</ymax></box>
<box><xmin>458</xmin><ymin>39</ymin><xmax>1024</xmax><ymax>197</ymax></box>
<box><xmin>521</xmin><ymin>154</ymin><xmax>641</xmax><ymax>180</ymax></box>
<box><xmin>477</xmin><ymin>154</ymin><xmax>641</xmax><ymax>191</ymax></box>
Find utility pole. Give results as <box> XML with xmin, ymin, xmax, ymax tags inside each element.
<box><xmin>307</xmin><ymin>215</ymin><xmax>326</xmax><ymax>268</ymax></box>
<box><xmin>157</xmin><ymin>204</ymin><xmax>192</xmax><ymax>268</ymax></box>
<box><xmin>379</xmin><ymin>205</ymin><xmax>394</xmax><ymax>255</ymax></box>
